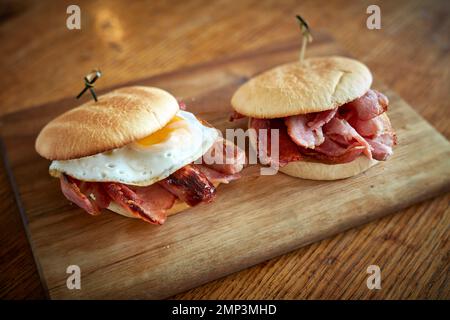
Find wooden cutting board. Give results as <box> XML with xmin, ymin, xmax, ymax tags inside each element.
<box><xmin>1</xmin><ymin>33</ymin><xmax>449</xmax><ymax>299</ymax></box>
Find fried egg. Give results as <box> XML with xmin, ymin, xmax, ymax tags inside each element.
<box><xmin>49</xmin><ymin>110</ymin><xmax>219</xmax><ymax>186</ymax></box>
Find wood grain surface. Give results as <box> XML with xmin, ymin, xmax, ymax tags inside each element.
<box><xmin>0</xmin><ymin>0</ymin><xmax>449</xmax><ymax>299</ymax></box>
<box><xmin>1</xmin><ymin>35</ymin><xmax>449</xmax><ymax>299</ymax></box>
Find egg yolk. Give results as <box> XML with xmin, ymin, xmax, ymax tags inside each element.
<box><xmin>135</xmin><ymin>115</ymin><xmax>184</xmax><ymax>146</ymax></box>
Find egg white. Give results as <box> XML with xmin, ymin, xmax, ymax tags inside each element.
<box><xmin>49</xmin><ymin>110</ymin><xmax>219</xmax><ymax>186</ymax></box>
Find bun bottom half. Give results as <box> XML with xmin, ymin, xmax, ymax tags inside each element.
<box><xmin>279</xmin><ymin>156</ymin><xmax>378</xmax><ymax>180</ymax></box>
<box><xmin>107</xmin><ymin>199</ymin><xmax>191</xmax><ymax>219</ymax></box>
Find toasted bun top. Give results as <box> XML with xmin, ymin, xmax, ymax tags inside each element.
<box><xmin>35</xmin><ymin>86</ymin><xmax>179</xmax><ymax>160</ymax></box>
<box><xmin>231</xmin><ymin>56</ymin><xmax>372</xmax><ymax>118</ymax></box>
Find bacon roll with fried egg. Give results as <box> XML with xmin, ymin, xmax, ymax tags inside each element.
<box><xmin>36</xmin><ymin>86</ymin><xmax>245</xmax><ymax>224</ymax></box>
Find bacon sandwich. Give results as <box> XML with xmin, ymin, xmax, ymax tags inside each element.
<box><xmin>231</xmin><ymin>56</ymin><xmax>396</xmax><ymax>180</ymax></box>
<box><xmin>36</xmin><ymin>86</ymin><xmax>245</xmax><ymax>224</ymax></box>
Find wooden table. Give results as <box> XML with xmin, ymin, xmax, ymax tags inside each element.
<box><xmin>0</xmin><ymin>0</ymin><xmax>448</xmax><ymax>299</ymax></box>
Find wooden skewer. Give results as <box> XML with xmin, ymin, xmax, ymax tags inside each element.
<box><xmin>296</xmin><ymin>15</ymin><xmax>313</xmax><ymax>63</ymax></box>
<box><xmin>76</xmin><ymin>69</ymin><xmax>102</xmax><ymax>102</ymax></box>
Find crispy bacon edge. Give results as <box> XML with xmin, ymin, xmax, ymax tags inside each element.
<box><xmin>159</xmin><ymin>165</ymin><xmax>216</xmax><ymax>206</ymax></box>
